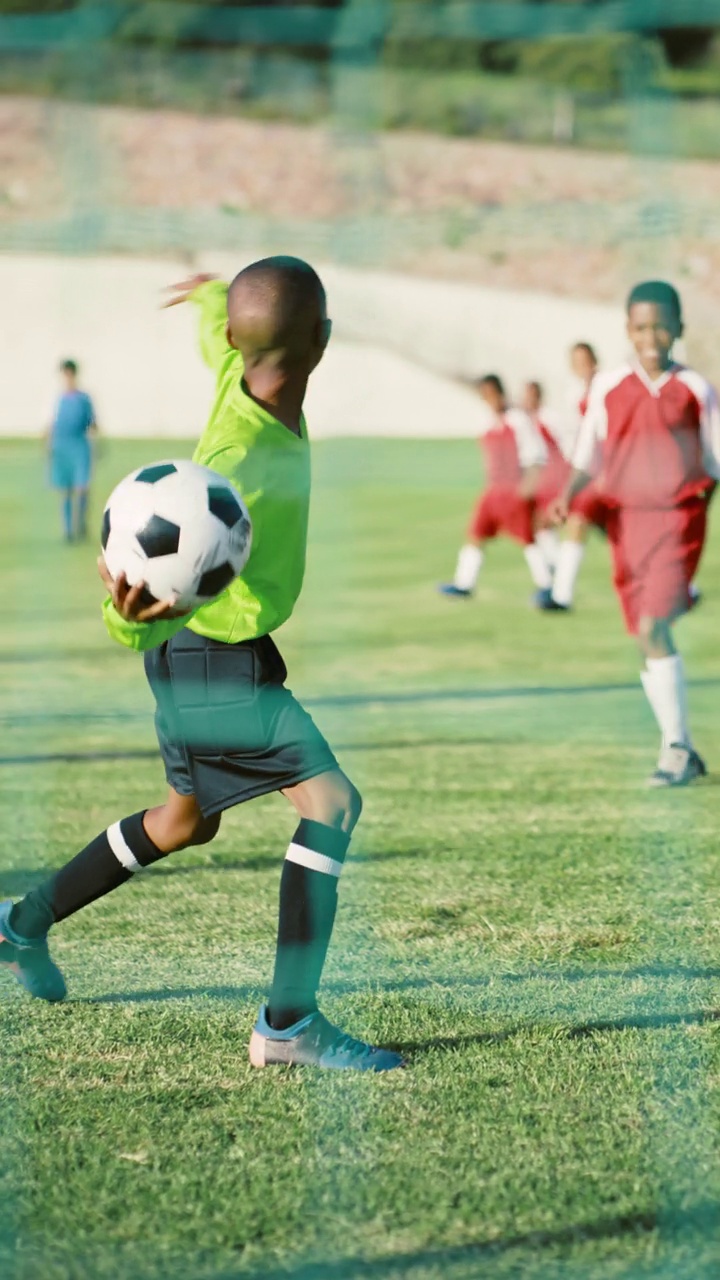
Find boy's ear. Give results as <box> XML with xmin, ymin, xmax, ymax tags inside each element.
<box><xmin>319</xmin><ymin>317</ymin><xmax>332</xmax><ymax>347</ymax></box>
<box><xmin>225</xmin><ymin>320</ymin><xmax>238</xmax><ymax>350</ymax></box>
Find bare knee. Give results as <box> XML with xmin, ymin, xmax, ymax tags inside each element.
<box><xmin>284</xmin><ymin>772</ymin><xmax>363</xmax><ymax>834</ymax></box>
<box><xmin>188</xmin><ymin>813</ymin><xmax>221</xmax><ymax>848</ymax></box>
<box><xmin>341</xmin><ymin>781</ymin><xmax>363</xmax><ymax>833</ymax></box>
<box><xmin>637</xmin><ymin>615</ymin><xmax>673</xmax><ymax>659</ymax></box>
<box><xmin>145</xmin><ymin>805</ymin><xmax>221</xmax><ymax>854</ymax></box>
<box><xmin>565</xmin><ymin>513</ymin><xmax>587</xmax><ymax>543</ymax></box>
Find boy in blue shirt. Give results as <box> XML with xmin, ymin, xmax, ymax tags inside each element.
<box><xmin>48</xmin><ymin>359</ymin><xmax>98</xmax><ymax>542</ymax></box>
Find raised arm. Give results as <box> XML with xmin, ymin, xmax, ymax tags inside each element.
<box><xmin>163</xmin><ymin>274</ymin><xmax>236</xmax><ymax>374</ymax></box>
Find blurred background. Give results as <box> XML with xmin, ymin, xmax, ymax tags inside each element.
<box><xmin>4</xmin><ymin>10</ymin><xmax>720</xmax><ymax>1280</ymax></box>
<box><xmin>3</xmin><ymin>0</ymin><xmax>720</xmax><ymax>435</ymax></box>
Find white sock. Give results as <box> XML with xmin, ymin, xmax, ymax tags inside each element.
<box><xmin>552</xmin><ymin>541</ymin><xmax>585</xmax><ymax>607</ymax></box>
<box><xmin>523</xmin><ymin>543</ymin><xmax>552</xmax><ymax>591</ymax></box>
<box><xmin>640</xmin><ymin>668</ymin><xmax>663</xmax><ymax>736</ymax></box>
<box><xmin>535</xmin><ymin>529</ymin><xmax>560</xmax><ymax>573</ymax></box>
<box><xmin>454</xmin><ymin>544</ymin><xmax>483</xmax><ymax>592</ymax></box>
<box><xmin>645</xmin><ymin>654</ymin><xmax>692</xmax><ymax>749</ymax></box>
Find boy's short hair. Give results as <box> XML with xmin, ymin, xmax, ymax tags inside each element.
<box><xmin>478</xmin><ymin>373</ymin><xmax>505</xmax><ymax>396</ymax></box>
<box><xmin>626</xmin><ymin>281</ymin><xmax>682</xmax><ymax>322</ymax></box>
<box><xmin>526</xmin><ymin>379</ymin><xmax>543</xmax><ymax>399</ymax></box>
<box><xmin>60</xmin><ymin>359</ymin><xmax>78</xmax><ymax>375</ymax></box>
<box><xmin>572</xmin><ymin>341</ymin><xmax>598</xmax><ymax>363</ymax></box>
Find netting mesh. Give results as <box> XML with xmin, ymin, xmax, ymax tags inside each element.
<box><xmin>3</xmin><ymin>1</ymin><xmax>720</xmax><ymax>380</ymax></box>
<box><xmin>2</xmin><ymin>5</ymin><xmax>720</xmax><ymax>1279</ymax></box>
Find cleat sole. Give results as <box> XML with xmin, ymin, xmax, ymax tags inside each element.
<box><xmin>249</xmin><ymin>1031</ymin><xmax>268</xmax><ymax>1068</ymax></box>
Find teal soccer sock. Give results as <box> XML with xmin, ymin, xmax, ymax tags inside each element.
<box><xmin>268</xmin><ymin>819</ymin><xmax>350</xmax><ymax>1030</ymax></box>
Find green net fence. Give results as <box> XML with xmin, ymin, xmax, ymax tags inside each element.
<box><xmin>2</xmin><ymin>5</ymin><xmax>720</xmax><ymax>1280</ymax></box>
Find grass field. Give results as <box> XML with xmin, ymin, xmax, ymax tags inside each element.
<box><xmin>1</xmin><ymin>436</ymin><xmax>720</xmax><ymax>1280</ymax></box>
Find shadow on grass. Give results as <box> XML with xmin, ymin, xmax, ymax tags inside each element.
<box><xmin>82</xmin><ymin>984</ymin><xmax>262</xmax><ymax>1006</ymax></box>
<box><xmin>2</xmin><ymin>675</ymin><xmax>719</xmax><ymax>728</ymax></box>
<box><xmin>0</xmin><ymin>847</ymin><xmax>415</xmax><ymax>892</ymax></box>
<box><xmin>395</xmin><ymin>1006</ymin><xmax>720</xmax><ymax>1055</ymax></box>
<box><xmin>225</xmin><ymin>1200</ymin><xmax>720</xmax><ymax>1280</ymax></box>
<box><xmin>70</xmin><ymin>982</ymin><xmax>720</xmax><ymax>1052</ymax></box>
<box><xmin>0</xmin><ymin>738</ymin><xmax>510</xmax><ymax>768</ymax></box>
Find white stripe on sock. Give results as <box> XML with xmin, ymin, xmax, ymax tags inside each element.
<box><xmin>107</xmin><ymin>821</ymin><xmax>141</xmax><ymax>873</ymax></box>
<box><xmin>286</xmin><ymin>842</ymin><xmax>343</xmax><ymax>879</ymax></box>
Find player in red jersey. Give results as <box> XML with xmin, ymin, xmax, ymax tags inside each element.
<box><xmin>552</xmin><ymin>282</ymin><xmax>720</xmax><ymax>786</ymax></box>
<box><xmin>439</xmin><ymin>374</ymin><xmax>549</xmax><ymax>599</ymax></box>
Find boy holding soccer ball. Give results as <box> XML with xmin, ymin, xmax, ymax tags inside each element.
<box><xmin>1</xmin><ymin>257</ymin><xmax>403</xmax><ymax>1072</ymax></box>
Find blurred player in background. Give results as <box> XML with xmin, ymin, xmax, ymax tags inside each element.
<box><xmin>47</xmin><ymin>359</ymin><xmax>98</xmax><ymax>543</ymax></box>
<box><xmin>539</xmin><ymin>341</ymin><xmax>612</xmax><ymax>612</ymax></box>
<box><xmin>439</xmin><ymin>374</ymin><xmax>550</xmax><ymax>600</ymax></box>
<box><xmin>552</xmin><ymin>281</ymin><xmax>719</xmax><ymax>786</ymax></box>
<box><xmin>521</xmin><ymin>379</ymin><xmax>566</xmax><ymax>583</ymax></box>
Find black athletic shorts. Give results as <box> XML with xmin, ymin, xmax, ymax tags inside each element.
<box><xmin>144</xmin><ymin>629</ymin><xmax>338</xmax><ymax>817</ymax></box>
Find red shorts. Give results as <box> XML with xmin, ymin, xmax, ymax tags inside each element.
<box><xmin>569</xmin><ymin>483</ymin><xmax>612</xmax><ymax>532</ymax></box>
<box><xmin>536</xmin><ymin>460</ymin><xmax>571</xmax><ymax>514</ymax></box>
<box><xmin>609</xmin><ymin>501</ymin><xmax>707</xmax><ymax>635</ymax></box>
<box><xmin>469</xmin><ymin>487</ymin><xmax>535</xmax><ymax>546</ymax></box>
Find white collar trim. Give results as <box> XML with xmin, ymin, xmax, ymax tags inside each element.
<box><xmin>632</xmin><ymin>361</ymin><xmax>682</xmax><ymax>397</ymax></box>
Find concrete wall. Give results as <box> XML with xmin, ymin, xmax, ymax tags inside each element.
<box><xmin>0</xmin><ymin>252</ymin><xmax>627</xmax><ymax>438</ymax></box>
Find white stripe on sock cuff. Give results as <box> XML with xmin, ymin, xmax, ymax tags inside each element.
<box><xmin>286</xmin><ymin>842</ymin><xmax>343</xmax><ymax>879</ymax></box>
<box><xmin>107</xmin><ymin>821</ymin><xmax>141</xmax><ymax>873</ymax></box>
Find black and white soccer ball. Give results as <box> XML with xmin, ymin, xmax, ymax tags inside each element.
<box><xmin>101</xmin><ymin>460</ymin><xmax>252</xmax><ymax>611</ymax></box>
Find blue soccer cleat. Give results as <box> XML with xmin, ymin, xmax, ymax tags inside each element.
<box><xmin>0</xmin><ymin>900</ymin><xmax>66</xmax><ymax>1002</ymax></box>
<box><xmin>249</xmin><ymin>1004</ymin><xmax>404</xmax><ymax>1072</ymax></box>
<box><xmin>438</xmin><ymin>584</ymin><xmax>472</xmax><ymax>598</ymax></box>
<box><xmin>536</xmin><ymin>591</ymin><xmax>571</xmax><ymax>612</ymax></box>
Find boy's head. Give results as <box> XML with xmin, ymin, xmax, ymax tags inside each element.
<box><xmin>569</xmin><ymin>342</ymin><xmax>598</xmax><ymax>384</ymax></box>
<box><xmin>521</xmin><ymin>380</ymin><xmax>542</xmax><ymax>416</ymax></box>
<box><xmin>226</xmin><ymin>256</ymin><xmax>331</xmax><ymax>377</ymax></box>
<box><xmin>626</xmin><ymin>280</ymin><xmax>683</xmax><ymax>376</ymax></box>
<box><xmin>476</xmin><ymin>373</ymin><xmax>506</xmax><ymax>415</ymax></box>
<box><xmin>60</xmin><ymin>359</ymin><xmax>78</xmax><ymax>391</ymax></box>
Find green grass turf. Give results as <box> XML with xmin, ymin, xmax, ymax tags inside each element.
<box><xmin>1</xmin><ymin>437</ymin><xmax>720</xmax><ymax>1280</ymax></box>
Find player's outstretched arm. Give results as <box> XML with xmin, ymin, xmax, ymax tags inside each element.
<box><xmin>518</xmin><ymin>464</ymin><xmax>543</xmax><ymax>500</ymax></box>
<box><xmin>162</xmin><ymin>273</ymin><xmax>217</xmax><ymax>309</ymax></box>
<box><xmin>548</xmin><ymin>469</ymin><xmax>592</xmax><ymax>526</ymax></box>
<box><xmin>162</xmin><ymin>274</ymin><xmax>234</xmax><ymax>374</ymax></box>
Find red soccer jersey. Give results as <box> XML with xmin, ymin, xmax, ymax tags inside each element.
<box><xmin>573</xmin><ymin>364</ymin><xmax>720</xmax><ymax>510</ymax></box>
<box><xmin>538</xmin><ymin>419</ymin><xmax>569</xmax><ymax>488</ymax></box>
<box><xmin>479</xmin><ymin>408</ymin><xmax>546</xmax><ymax>489</ymax></box>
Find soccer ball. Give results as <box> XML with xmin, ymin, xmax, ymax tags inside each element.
<box><xmin>101</xmin><ymin>460</ymin><xmax>252</xmax><ymax>611</ymax></box>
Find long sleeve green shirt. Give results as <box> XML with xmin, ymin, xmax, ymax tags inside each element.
<box><xmin>102</xmin><ymin>280</ymin><xmax>311</xmax><ymax>652</ymax></box>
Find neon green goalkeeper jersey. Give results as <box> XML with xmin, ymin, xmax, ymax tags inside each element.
<box><xmin>102</xmin><ymin>279</ymin><xmax>311</xmax><ymax>652</ymax></box>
